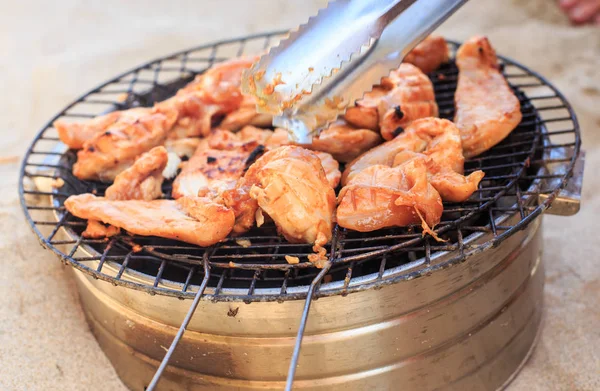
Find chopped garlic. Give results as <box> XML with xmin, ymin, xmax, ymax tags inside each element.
<box><xmin>235</xmin><ymin>239</ymin><xmax>252</xmax><ymax>248</ymax></box>
<box><xmin>50</xmin><ymin>178</ymin><xmax>65</xmax><ymax>188</ymax></box>
<box><xmin>162</xmin><ymin>152</ymin><xmax>181</xmax><ymax>179</ymax></box>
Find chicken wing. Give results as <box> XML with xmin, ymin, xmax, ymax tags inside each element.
<box><xmin>403</xmin><ymin>35</ymin><xmax>449</xmax><ymax>74</ymax></box>
<box><xmin>454</xmin><ymin>36</ymin><xmax>522</xmax><ymax>158</ymax></box>
<box><xmin>337</xmin><ymin>157</ymin><xmax>443</xmax><ymax>232</ymax></box>
<box><xmin>65</xmin><ymin>194</ymin><xmax>235</xmax><ymax>247</ymax></box>
<box><xmin>73</xmin><ymin>108</ymin><xmax>177</xmax><ymax>181</ymax></box>
<box><xmin>248</xmin><ymin>146</ymin><xmax>336</xmax><ymax>265</ymax></box>
<box><xmin>104</xmin><ymin>146</ymin><xmax>168</xmax><ymax>201</ymax></box>
<box><xmin>343</xmin><ymin>118</ymin><xmax>484</xmax><ymax>202</ymax></box>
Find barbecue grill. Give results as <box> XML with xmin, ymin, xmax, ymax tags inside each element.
<box><xmin>20</xmin><ymin>32</ymin><xmax>584</xmax><ymax>391</ymax></box>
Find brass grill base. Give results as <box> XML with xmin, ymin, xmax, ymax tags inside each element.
<box><xmin>73</xmin><ymin>218</ymin><xmax>544</xmax><ymax>390</ymax></box>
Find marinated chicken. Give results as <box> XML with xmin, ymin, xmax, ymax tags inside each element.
<box><xmin>314</xmin><ymin>151</ymin><xmax>341</xmax><ymax>188</ymax></box>
<box><xmin>104</xmin><ymin>146</ymin><xmax>168</xmax><ymax>201</ymax></box>
<box><xmin>172</xmin><ymin>147</ymin><xmax>250</xmax><ymax>199</ymax></box>
<box><xmin>81</xmin><ymin>146</ymin><xmax>169</xmax><ymax>238</ymax></box>
<box><xmin>65</xmin><ymin>194</ymin><xmax>235</xmax><ymax>247</ymax></box>
<box><xmin>208</xmin><ymin>126</ymin><xmax>273</xmax><ymax>150</ymax></box>
<box><xmin>344</xmin><ymin>87</ymin><xmax>388</xmax><ymax>130</ymax></box>
<box><xmin>155</xmin><ymin>57</ymin><xmax>257</xmax><ymax>139</ymax></box>
<box><xmin>82</xmin><ymin>220</ymin><xmax>121</xmax><ymax>238</ymax></box>
<box><xmin>403</xmin><ymin>35</ymin><xmax>449</xmax><ymax>74</ymax></box>
<box><xmin>337</xmin><ymin>156</ymin><xmax>443</xmax><ymax>232</ymax></box>
<box><xmin>73</xmin><ymin>108</ymin><xmax>177</xmax><ymax>181</ymax></box>
<box><xmin>343</xmin><ymin>118</ymin><xmax>484</xmax><ymax>202</ymax></box>
<box><xmin>55</xmin><ymin>110</ymin><xmax>122</xmax><ymax>150</ymax></box>
<box><xmin>267</xmin><ymin>121</ymin><xmax>381</xmax><ymax>163</ymax></box>
<box><xmin>219</xmin><ymin>95</ymin><xmax>273</xmax><ymax>131</ymax></box>
<box><xmin>171</xmin><ymin>127</ymin><xmax>272</xmax><ymax>199</ymax></box>
<box><xmin>248</xmin><ymin>146</ymin><xmax>336</xmax><ymax>266</ymax></box>
<box><xmin>343</xmin><ymin>64</ymin><xmax>438</xmax><ymax>140</ymax></box>
<box><xmin>454</xmin><ymin>36</ymin><xmax>522</xmax><ymax>158</ymax></box>
<box><xmin>378</xmin><ymin>64</ymin><xmax>439</xmax><ymax>140</ymax></box>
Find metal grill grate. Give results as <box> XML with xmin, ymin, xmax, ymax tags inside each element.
<box><xmin>20</xmin><ymin>33</ymin><xmax>580</xmax><ymax>304</ymax></box>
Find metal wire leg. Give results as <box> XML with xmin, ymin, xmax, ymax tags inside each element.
<box><xmin>146</xmin><ymin>253</ymin><xmax>211</xmax><ymax>391</ymax></box>
<box><xmin>285</xmin><ymin>263</ymin><xmax>332</xmax><ymax>391</ymax></box>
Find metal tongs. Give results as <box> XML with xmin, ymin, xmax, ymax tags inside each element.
<box><xmin>242</xmin><ymin>0</ymin><xmax>467</xmax><ymax>143</ymax></box>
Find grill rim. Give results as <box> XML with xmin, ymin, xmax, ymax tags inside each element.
<box><xmin>19</xmin><ymin>32</ymin><xmax>581</xmax><ymax>301</ymax></box>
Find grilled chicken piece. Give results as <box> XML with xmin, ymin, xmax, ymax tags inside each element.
<box><xmin>73</xmin><ymin>108</ymin><xmax>177</xmax><ymax>181</ymax></box>
<box><xmin>171</xmin><ymin>148</ymin><xmax>251</xmax><ymax>199</ymax></box>
<box><xmin>343</xmin><ymin>118</ymin><xmax>484</xmax><ymax>202</ymax></box>
<box><xmin>378</xmin><ymin>64</ymin><xmax>439</xmax><ymax>140</ymax></box>
<box><xmin>454</xmin><ymin>36</ymin><xmax>522</xmax><ymax>158</ymax></box>
<box><xmin>267</xmin><ymin>121</ymin><xmax>382</xmax><ymax>163</ymax></box>
<box><xmin>344</xmin><ymin>87</ymin><xmax>388</xmax><ymax>130</ymax></box>
<box><xmin>104</xmin><ymin>146</ymin><xmax>168</xmax><ymax>201</ymax></box>
<box><xmin>171</xmin><ymin>127</ymin><xmax>271</xmax><ymax>199</ymax></box>
<box><xmin>343</xmin><ymin>64</ymin><xmax>437</xmax><ymax>140</ymax></box>
<box><xmin>55</xmin><ymin>111</ymin><xmax>123</xmax><ymax>150</ymax></box>
<box><xmin>65</xmin><ymin>194</ymin><xmax>235</xmax><ymax>247</ymax></box>
<box><xmin>219</xmin><ymin>95</ymin><xmax>273</xmax><ymax>131</ymax></box>
<box><xmin>264</xmin><ymin>131</ymin><xmax>342</xmax><ymax>187</ymax></box>
<box><xmin>82</xmin><ymin>146</ymin><xmax>169</xmax><ymax>237</ymax></box>
<box><xmin>314</xmin><ymin>151</ymin><xmax>341</xmax><ymax>188</ymax></box>
<box><xmin>247</xmin><ymin>146</ymin><xmax>336</xmax><ymax>266</ymax></box>
<box><xmin>337</xmin><ymin>157</ymin><xmax>443</xmax><ymax>232</ymax></box>
<box><xmin>208</xmin><ymin>126</ymin><xmax>273</xmax><ymax>151</ymax></box>
<box><xmin>403</xmin><ymin>35</ymin><xmax>449</xmax><ymax>74</ymax></box>
<box><xmin>155</xmin><ymin>57</ymin><xmax>257</xmax><ymax>139</ymax></box>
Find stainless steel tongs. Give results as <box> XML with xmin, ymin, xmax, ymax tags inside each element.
<box><xmin>241</xmin><ymin>0</ymin><xmax>468</xmax><ymax>143</ymax></box>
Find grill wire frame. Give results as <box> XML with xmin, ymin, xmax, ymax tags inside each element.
<box><xmin>19</xmin><ymin>32</ymin><xmax>581</xmax><ymax>305</ymax></box>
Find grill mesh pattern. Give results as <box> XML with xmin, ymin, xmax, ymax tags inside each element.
<box><xmin>20</xmin><ymin>33</ymin><xmax>580</xmax><ymax>301</ymax></box>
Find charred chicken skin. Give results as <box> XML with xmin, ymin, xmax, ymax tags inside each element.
<box><xmin>454</xmin><ymin>36</ymin><xmax>522</xmax><ymax>158</ymax></box>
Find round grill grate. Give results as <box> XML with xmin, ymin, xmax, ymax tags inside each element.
<box><xmin>20</xmin><ymin>32</ymin><xmax>580</xmax><ymax>301</ymax></box>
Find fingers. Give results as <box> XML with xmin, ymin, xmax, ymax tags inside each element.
<box><xmin>560</xmin><ymin>0</ymin><xmax>600</xmax><ymax>24</ymax></box>
<box><xmin>559</xmin><ymin>0</ymin><xmax>579</xmax><ymax>9</ymax></box>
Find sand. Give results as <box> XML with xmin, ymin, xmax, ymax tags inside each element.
<box><xmin>1</xmin><ymin>0</ymin><xmax>598</xmax><ymax>390</ymax></box>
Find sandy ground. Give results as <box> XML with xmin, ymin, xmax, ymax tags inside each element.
<box><xmin>0</xmin><ymin>0</ymin><xmax>598</xmax><ymax>390</ymax></box>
